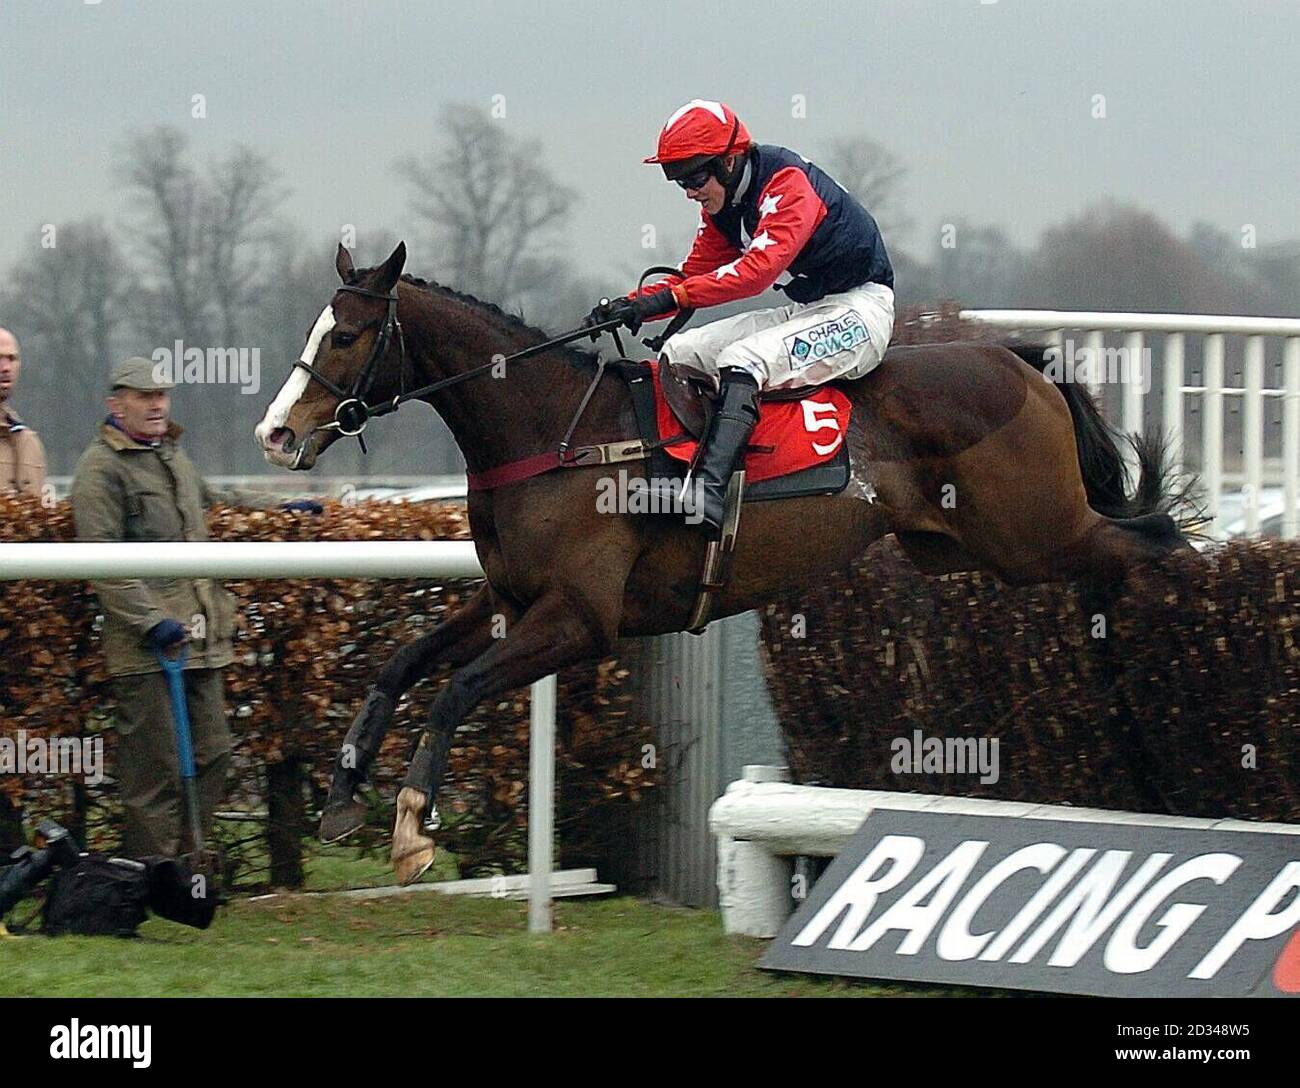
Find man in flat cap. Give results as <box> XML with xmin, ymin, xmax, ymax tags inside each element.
<box><xmin>0</xmin><ymin>327</ymin><xmax>47</xmax><ymax>498</ymax></box>
<box><xmin>70</xmin><ymin>357</ymin><xmax>238</xmax><ymax>859</ymax></box>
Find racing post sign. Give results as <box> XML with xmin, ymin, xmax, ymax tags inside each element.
<box><xmin>761</xmin><ymin>810</ymin><xmax>1300</xmax><ymax>997</ymax></box>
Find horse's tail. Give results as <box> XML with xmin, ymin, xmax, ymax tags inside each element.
<box><xmin>1004</xmin><ymin>343</ymin><xmax>1204</xmax><ymax>536</ymax></box>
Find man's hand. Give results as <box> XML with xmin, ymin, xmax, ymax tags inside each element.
<box><xmin>147</xmin><ymin>619</ymin><xmax>189</xmax><ymax>657</ymax></box>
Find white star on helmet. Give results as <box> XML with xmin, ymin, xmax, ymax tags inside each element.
<box><xmin>664</xmin><ymin>99</ymin><xmax>728</xmax><ymax>129</ymax></box>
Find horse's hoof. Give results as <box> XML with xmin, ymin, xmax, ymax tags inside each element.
<box><xmin>391</xmin><ymin>786</ymin><xmax>436</xmax><ymax>885</ymax></box>
<box><xmin>319</xmin><ymin>798</ymin><xmax>368</xmax><ymax>844</ymax></box>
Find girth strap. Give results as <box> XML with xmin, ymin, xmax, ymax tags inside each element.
<box><xmin>465</xmin><ymin>439</ymin><xmax>659</xmax><ymax>492</ymax></box>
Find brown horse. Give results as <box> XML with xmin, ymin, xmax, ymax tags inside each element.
<box><xmin>255</xmin><ymin>242</ymin><xmax>1190</xmax><ymax>883</ymax></box>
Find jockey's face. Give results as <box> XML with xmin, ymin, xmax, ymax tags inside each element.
<box><xmin>681</xmin><ymin>155</ymin><xmax>736</xmax><ymax>216</ymax></box>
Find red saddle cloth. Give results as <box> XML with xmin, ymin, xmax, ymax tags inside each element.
<box><xmin>650</xmin><ymin>361</ymin><xmax>852</xmax><ymax>483</ymax></box>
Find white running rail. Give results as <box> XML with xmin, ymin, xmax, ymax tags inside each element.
<box><xmin>0</xmin><ymin>539</ymin><xmax>560</xmax><ymax>932</ymax></box>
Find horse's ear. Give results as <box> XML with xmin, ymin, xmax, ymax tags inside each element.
<box><xmin>373</xmin><ymin>242</ymin><xmax>407</xmax><ymax>293</ymax></box>
<box><xmin>336</xmin><ymin>244</ymin><xmax>355</xmax><ymax>283</ymax></box>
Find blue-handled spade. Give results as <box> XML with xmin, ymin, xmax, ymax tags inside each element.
<box><xmin>156</xmin><ymin>644</ymin><xmax>208</xmax><ymax>866</ymax></box>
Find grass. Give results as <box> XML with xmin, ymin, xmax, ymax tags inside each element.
<box><xmin>0</xmin><ymin>892</ymin><xmax>933</xmax><ymax>998</ymax></box>
<box><xmin>0</xmin><ymin>846</ymin><xmax>946</xmax><ymax>997</ymax></box>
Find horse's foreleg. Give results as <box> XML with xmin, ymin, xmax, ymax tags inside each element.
<box><xmin>320</xmin><ymin>584</ymin><xmax>508</xmax><ymax>843</ymax></box>
<box><xmin>391</xmin><ymin>589</ymin><xmax>615</xmax><ymax>884</ymax></box>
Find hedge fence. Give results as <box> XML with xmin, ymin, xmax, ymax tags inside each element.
<box><xmin>757</xmin><ymin>303</ymin><xmax>1298</xmax><ymax>820</ymax></box>
<box><xmin>760</xmin><ymin>536</ymin><xmax>1300</xmax><ymax>819</ymax></box>
<box><xmin>0</xmin><ymin>496</ymin><xmax>655</xmax><ymax>890</ymax></box>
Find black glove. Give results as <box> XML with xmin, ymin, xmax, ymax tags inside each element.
<box><xmin>280</xmin><ymin>499</ymin><xmax>324</xmax><ymax>515</ymax></box>
<box><xmin>147</xmin><ymin>618</ymin><xmax>188</xmax><ymax>650</ymax></box>
<box><xmin>583</xmin><ymin>291</ymin><xmax>677</xmax><ymax>338</ymax></box>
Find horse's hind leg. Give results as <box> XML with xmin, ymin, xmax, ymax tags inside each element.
<box><xmin>320</xmin><ymin>584</ymin><xmax>507</xmax><ymax>843</ymax></box>
<box><xmin>391</xmin><ymin>588</ymin><xmax>617</xmax><ymax>884</ymax></box>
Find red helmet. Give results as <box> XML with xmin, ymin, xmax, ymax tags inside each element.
<box><xmin>644</xmin><ymin>100</ymin><xmax>751</xmax><ymax>166</ymax></box>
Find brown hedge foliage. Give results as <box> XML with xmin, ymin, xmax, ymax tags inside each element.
<box><xmin>760</xmin><ymin>538</ymin><xmax>1300</xmax><ymax>819</ymax></box>
<box><xmin>759</xmin><ymin>302</ymin><xmax>1299</xmax><ymax>819</ymax></box>
<box><xmin>0</xmin><ymin>495</ymin><xmax>654</xmax><ymax>877</ymax></box>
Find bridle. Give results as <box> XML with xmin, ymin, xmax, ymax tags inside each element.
<box><xmin>292</xmin><ymin>283</ymin><xmax>407</xmax><ymax>453</ymax></box>
<box><xmin>286</xmin><ymin>270</ymin><xmax>693</xmax><ymax>460</ymax></box>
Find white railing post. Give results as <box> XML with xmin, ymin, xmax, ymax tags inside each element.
<box><xmin>1047</xmin><ymin>328</ymin><xmax>1065</xmax><ymax>382</ymax></box>
<box><xmin>1086</xmin><ymin>329</ymin><xmax>1106</xmax><ymax>406</ymax></box>
<box><xmin>528</xmin><ymin>673</ymin><xmax>558</xmax><ymax>934</ymax></box>
<box><xmin>1162</xmin><ymin>333</ymin><xmax>1185</xmax><ymax>474</ymax></box>
<box><xmin>1285</xmin><ymin>338</ymin><xmax>1300</xmax><ymax>540</ymax></box>
<box><xmin>1243</xmin><ymin>336</ymin><xmax>1265</xmax><ymax>535</ymax></box>
<box><xmin>1202</xmin><ymin>334</ymin><xmax>1225</xmax><ymax>531</ymax></box>
<box><xmin>1123</xmin><ymin>331</ymin><xmax>1145</xmax><ymax>482</ymax></box>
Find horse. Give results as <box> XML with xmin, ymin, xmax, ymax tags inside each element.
<box><xmin>255</xmin><ymin>242</ymin><xmax>1192</xmax><ymax>883</ymax></box>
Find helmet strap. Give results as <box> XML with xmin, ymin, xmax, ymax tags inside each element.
<box><xmin>716</xmin><ymin>155</ymin><xmax>754</xmax><ymax>207</ymax></box>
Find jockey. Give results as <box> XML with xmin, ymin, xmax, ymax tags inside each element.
<box><xmin>584</xmin><ymin>99</ymin><xmax>895</xmax><ymax>535</ymax></box>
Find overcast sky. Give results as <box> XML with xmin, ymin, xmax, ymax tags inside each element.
<box><xmin>3</xmin><ymin>0</ymin><xmax>1298</xmax><ymax>287</ymax></box>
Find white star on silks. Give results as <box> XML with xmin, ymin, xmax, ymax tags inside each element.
<box><xmin>747</xmin><ymin>230</ymin><xmax>775</xmax><ymax>252</ymax></box>
<box><xmin>714</xmin><ymin>258</ymin><xmax>744</xmax><ymax>280</ymax></box>
<box><xmin>758</xmin><ymin>193</ymin><xmax>783</xmax><ymax>219</ymax></box>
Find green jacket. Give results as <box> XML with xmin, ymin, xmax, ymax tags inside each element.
<box><xmin>71</xmin><ymin>421</ymin><xmax>239</xmax><ymax>677</ymax></box>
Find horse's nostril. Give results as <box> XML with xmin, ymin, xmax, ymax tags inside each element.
<box><xmin>270</xmin><ymin>427</ymin><xmax>295</xmax><ymax>452</ymax></box>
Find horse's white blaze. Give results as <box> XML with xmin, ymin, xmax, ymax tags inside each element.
<box><xmin>255</xmin><ymin>305</ymin><xmax>335</xmax><ymax>454</ymax></box>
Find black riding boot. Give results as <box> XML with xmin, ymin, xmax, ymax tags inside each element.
<box><xmin>692</xmin><ymin>368</ymin><xmax>761</xmax><ymax>534</ymax></box>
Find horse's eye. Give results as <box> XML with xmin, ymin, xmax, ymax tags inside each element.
<box><xmin>332</xmin><ymin>331</ymin><xmax>358</xmax><ymax>349</ymax></box>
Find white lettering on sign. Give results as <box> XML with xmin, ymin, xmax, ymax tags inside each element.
<box><xmin>847</xmin><ymin>840</ymin><xmax>989</xmax><ymax>954</ymax></box>
<box><xmin>791</xmin><ymin>834</ymin><xmax>924</xmax><ymax>949</ymax></box>
<box><xmin>1191</xmin><ymin>860</ymin><xmax>1300</xmax><ymax>979</ymax></box>
<box><xmin>936</xmin><ymin>843</ymin><xmax>1067</xmax><ymax>961</ymax></box>
<box><xmin>1104</xmin><ymin>853</ymin><xmax>1241</xmax><ymax>974</ymax></box>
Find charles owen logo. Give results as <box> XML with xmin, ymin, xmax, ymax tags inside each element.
<box><xmin>784</xmin><ymin>311</ymin><xmax>870</xmax><ymax>369</ymax></box>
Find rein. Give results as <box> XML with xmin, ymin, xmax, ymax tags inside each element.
<box><xmin>291</xmin><ymin>272</ymin><xmax>694</xmax><ymax>486</ymax></box>
<box><xmin>292</xmin><ymin>282</ymin><xmax>629</xmax><ymax>454</ymax></box>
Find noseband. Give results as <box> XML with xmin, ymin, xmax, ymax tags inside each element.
<box><xmin>292</xmin><ymin>283</ymin><xmax>407</xmax><ymax>452</ymax></box>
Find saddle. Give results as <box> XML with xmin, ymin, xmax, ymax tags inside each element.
<box><xmin>618</xmin><ymin>357</ymin><xmax>853</xmax><ymax>634</ymax></box>
<box><xmin>648</xmin><ymin>358</ymin><xmax>852</xmax><ymax>501</ymax></box>
<box><xmin>658</xmin><ymin>360</ymin><xmax>810</xmax><ymax>441</ymax></box>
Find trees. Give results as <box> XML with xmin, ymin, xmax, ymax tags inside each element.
<box><xmin>0</xmin><ymin>220</ymin><xmax>129</xmax><ymax>466</ymax></box>
<box><xmin>910</xmin><ymin>220</ymin><xmax>1028</xmax><ymax>309</ymax></box>
<box><xmin>395</xmin><ymin>105</ymin><xmax>577</xmax><ymax>313</ymax></box>
<box><xmin>113</xmin><ymin>128</ymin><xmax>286</xmax><ymax>471</ymax></box>
<box><xmin>117</xmin><ymin>128</ymin><xmax>284</xmax><ymax>350</ymax></box>
<box><xmin>816</xmin><ymin>134</ymin><xmax>912</xmax><ymax>240</ymax></box>
<box><xmin>1018</xmin><ymin>201</ymin><xmax>1227</xmax><ymax>314</ymax></box>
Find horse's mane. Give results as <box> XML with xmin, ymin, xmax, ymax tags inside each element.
<box><xmin>349</xmin><ymin>267</ymin><xmax>601</xmax><ymax>367</ymax></box>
